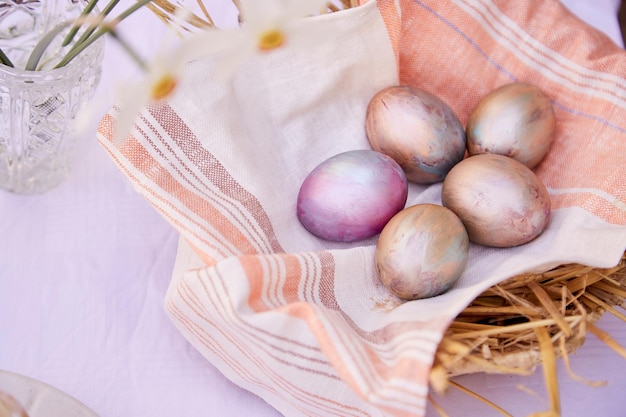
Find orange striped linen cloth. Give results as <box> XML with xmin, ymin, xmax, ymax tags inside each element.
<box><xmin>97</xmin><ymin>1</ymin><xmax>626</xmax><ymax>416</ymax></box>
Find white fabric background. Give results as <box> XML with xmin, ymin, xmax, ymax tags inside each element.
<box><xmin>0</xmin><ymin>1</ymin><xmax>624</xmax><ymax>416</ymax></box>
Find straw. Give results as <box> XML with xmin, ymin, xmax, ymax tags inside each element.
<box><xmin>431</xmin><ymin>252</ymin><xmax>626</xmax><ymax>416</ymax></box>
<box><xmin>147</xmin><ymin>0</ymin><xmax>356</xmax><ymax>29</ymax></box>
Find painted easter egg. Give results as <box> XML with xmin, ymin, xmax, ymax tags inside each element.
<box><xmin>466</xmin><ymin>82</ymin><xmax>556</xmax><ymax>169</ymax></box>
<box><xmin>441</xmin><ymin>154</ymin><xmax>551</xmax><ymax>247</ymax></box>
<box><xmin>365</xmin><ymin>85</ymin><xmax>466</xmax><ymax>184</ymax></box>
<box><xmin>297</xmin><ymin>149</ymin><xmax>408</xmax><ymax>242</ymax></box>
<box><xmin>375</xmin><ymin>203</ymin><xmax>469</xmax><ymax>299</ymax></box>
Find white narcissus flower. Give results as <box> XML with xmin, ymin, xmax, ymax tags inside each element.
<box><xmin>113</xmin><ymin>48</ymin><xmax>187</xmax><ymax>145</ymax></box>
<box><xmin>180</xmin><ymin>0</ymin><xmax>331</xmax><ymax>80</ymax></box>
<box><xmin>113</xmin><ymin>0</ymin><xmax>329</xmax><ymax>144</ymax></box>
<box><xmin>112</xmin><ymin>7</ymin><xmax>195</xmax><ymax>145</ymax></box>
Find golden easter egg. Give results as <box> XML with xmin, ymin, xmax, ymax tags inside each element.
<box><xmin>365</xmin><ymin>85</ymin><xmax>466</xmax><ymax>184</ymax></box>
<box><xmin>441</xmin><ymin>154</ymin><xmax>551</xmax><ymax>248</ymax></box>
<box><xmin>466</xmin><ymin>82</ymin><xmax>556</xmax><ymax>169</ymax></box>
<box><xmin>375</xmin><ymin>203</ymin><xmax>469</xmax><ymax>300</ymax></box>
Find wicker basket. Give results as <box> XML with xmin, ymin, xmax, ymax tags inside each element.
<box><xmin>144</xmin><ymin>2</ymin><xmax>626</xmax><ymax>415</ymax></box>
<box><xmin>429</xmin><ymin>252</ymin><xmax>626</xmax><ymax>414</ymax></box>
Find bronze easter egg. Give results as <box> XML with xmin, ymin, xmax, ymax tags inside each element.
<box><xmin>466</xmin><ymin>82</ymin><xmax>555</xmax><ymax>169</ymax></box>
<box><xmin>365</xmin><ymin>85</ymin><xmax>466</xmax><ymax>184</ymax></box>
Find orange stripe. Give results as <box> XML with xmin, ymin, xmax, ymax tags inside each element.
<box><xmin>209</xmin><ymin>251</ymin><xmax>435</xmax><ymax>413</ymax></box>
<box><xmin>464</xmin><ymin>1</ymin><xmax>626</xmax><ymax>100</ymax></box>
<box><xmin>99</xmin><ymin>116</ymin><xmax>222</xmax><ymax>263</ymax></box>
<box><xmin>271</xmin><ymin>252</ymin><xmax>443</xmax><ymax>411</ymax></box>
<box><xmin>100</xmin><ymin>114</ymin><xmax>261</xmax><ymax>261</ymax></box>
<box><xmin>176</xmin><ymin>269</ymin><xmax>375</xmax><ymax>417</ymax></box>
<box><xmin>148</xmin><ymin>105</ymin><xmax>285</xmax><ymax>255</ymax></box>
<box><xmin>240</xmin><ymin>255</ymin><xmax>267</xmax><ymax>313</ymax></box>
<box><xmin>132</xmin><ymin>124</ymin><xmax>261</xmax><ymax>256</ymax></box>
<box><xmin>281</xmin><ymin>300</ymin><xmax>431</xmax><ymax>413</ymax></box>
<box><xmin>371</xmin><ymin>0</ymin><xmax>402</xmax><ymax>67</ymax></box>
<box><xmin>206</xmin><ymin>255</ymin><xmax>325</xmax><ymax>354</ymax></box>
<box><xmin>240</xmin><ymin>253</ymin><xmax>307</xmax><ymax>311</ymax></box>
<box><xmin>170</xmin><ymin>286</ymin><xmax>324</xmax><ymax>416</ymax></box>
<box><xmin>136</xmin><ymin>111</ymin><xmax>276</xmax><ymax>255</ymax></box>
<box><xmin>550</xmin><ymin>193</ymin><xmax>626</xmax><ymax>225</ymax></box>
<box><xmin>489</xmin><ymin>0</ymin><xmax>626</xmax><ymax>77</ymax></box>
<box><xmin>281</xmin><ymin>254</ymin><xmax>305</xmax><ymax>304</ymax></box>
<box><xmin>165</xmin><ymin>300</ymin><xmax>313</xmax><ymax>413</ymax></box>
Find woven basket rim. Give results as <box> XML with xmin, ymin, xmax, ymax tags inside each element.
<box><xmin>429</xmin><ymin>251</ymin><xmax>626</xmax><ymax>414</ymax></box>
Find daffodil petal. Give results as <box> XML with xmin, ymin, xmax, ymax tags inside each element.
<box><xmin>113</xmin><ymin>84</ymin><xmax>151</xmax><ymax>146</ymax></box>
<box><xmin>212</xmin><ymin>40</ymin><xmax>256</xmax><ymax>82</ymax></box>
<box><xmin>177</xmin><ymin>28</ymin><xmax>247</xmax><ymax>63</ymax></box>
<box><xmin>74</xmin><ymin>99</ymin><xmax>102</xmax><ymax>137</ymax></box>
<box><xmin>283</xmin><ymin>0</ymin><xmax>329</xmax><ymax>18</ymax></box>
<box><xmin>282</xmin><ymin>18</ymin><xmax>330</xmax><ymax>51</ymax></box>
<box><xmin>170</xmin><ymin>0</ymin><xmax>334</xmax><ymax>83</ymax></box>
<box><xmin>239</xmin><ymin>0</ymin><xmax>283</xmax><ymax>26</ymax></box>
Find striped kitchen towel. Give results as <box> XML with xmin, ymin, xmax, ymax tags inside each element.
<box><xmin>98</xmin><ymin>1</ymin><xmax>626</xmax><ymax>416</ymax></box>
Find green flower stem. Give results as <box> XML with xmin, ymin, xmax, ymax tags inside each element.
<box><xmin>25</xmin><ymin>21</ymin><xmax>73</xmax><ymax>70</ymax></box>
<box><xmin>0</xmin><ymin>48</ymin><xmax>14</xmax><ymax>68</ymax></box>
<box><xmin>61</xmin><ymin>0</ymin><xmax>100</xmax><ymax>47</ymax></box>
<box><xmin>65</xmin><ymin>0</ymin><xmax>121</xmax><ymax>57</ymax></box>
<box><xmin>107</xmin><ymin>30</ymin><xmax>148</xmax><ymax>71</ymax></box>
<box><xmin>54</xmin><ymin>0</ymin><xmax>155</xmax><ymax>69</ymax></box>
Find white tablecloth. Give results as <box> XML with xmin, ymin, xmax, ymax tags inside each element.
<box><xmin>0</xmin><ymin>1</ymin><xmax>624</xmax><ymax>416</ymax></box>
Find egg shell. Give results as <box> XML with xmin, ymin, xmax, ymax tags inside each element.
<box><xmin>297</xmin><ymin>149</ymin><xmax>408</xmax><ymax>242</ymax></box>
<box><xmin>375</xmin><ymin>204</ymin><xmax>469</xmax><ymax>300</ymax></box>
<box><xmin>441</xmin><ymin>154</ymin><xmax>551</xmax><ymax>247</ymax></box>
<box><xmin>466</xmin><ymin>82</ymin><xmax>555</xmax><ymax>169</ymax></box>
<box><xmin>365</xmin><ymin>85</ymin><xmax>466</xmax><ymax>184</ymax></box>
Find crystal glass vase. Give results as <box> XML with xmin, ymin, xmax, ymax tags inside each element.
<box><xmin>0</xmin><ymin>0</ymin><xmax>104</xmax><ymax>194</ymax></box>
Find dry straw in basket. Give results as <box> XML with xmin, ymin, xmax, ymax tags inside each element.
<box><xmin>429</xmin><ymin>252</ymin><xmax>626</xmax><ymax>417</ymax></box>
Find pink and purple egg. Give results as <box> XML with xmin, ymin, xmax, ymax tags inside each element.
<box><xmin>297</xmin><ymin>149</ymin><xmax>408</xmax><ymax>242</ymax></box>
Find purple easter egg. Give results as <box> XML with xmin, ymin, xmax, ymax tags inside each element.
<box><xmin>297</xmin><ymin>149</ymin><xmax>408</xmax><ymax>242</ymax></box>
